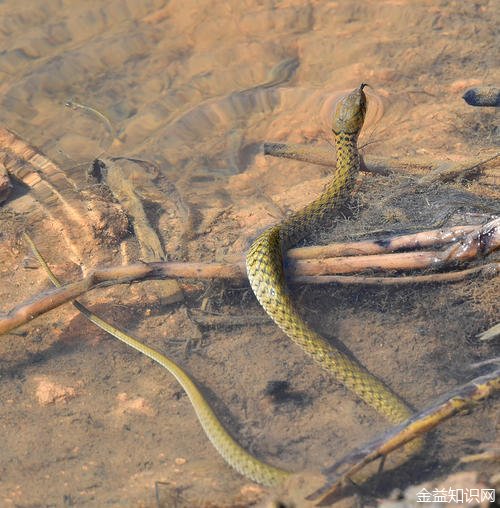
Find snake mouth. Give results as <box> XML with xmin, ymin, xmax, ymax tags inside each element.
<box><xmin>331</xmin><ymin>84</ymin><xmax>367</xmax><ymax>135</ymax></box>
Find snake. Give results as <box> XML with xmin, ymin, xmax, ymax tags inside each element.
<box><xmin>26</xmin><ymin>84</ymin><xmax>416</xmax><ymax>493</ymax></box>
<box><xmin>246</xmin><ymin>84</ymin><xmax>412</xmax><ymax>428</ymax></box>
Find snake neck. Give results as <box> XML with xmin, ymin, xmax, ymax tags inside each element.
<box><xmin>279</xmin><ymin>131</ymin><xmax>360</xmax><ymax>249</ymax></box>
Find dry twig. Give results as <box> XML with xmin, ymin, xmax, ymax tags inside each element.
<box><xmin>287</xmin><ymin>224</ymin><xmax>479</xmax><ymax>260</ymax></box>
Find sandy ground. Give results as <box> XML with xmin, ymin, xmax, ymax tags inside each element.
<box><xmin>0</xmin><ymin>1</ymin><xmax>499</xmax><ymax>506</ymax></box>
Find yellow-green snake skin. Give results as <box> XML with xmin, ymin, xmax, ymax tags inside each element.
<box><xmin>247</xmin><ymin>84</ymin><xmax>412</xmax><ymax>430</ymax></box>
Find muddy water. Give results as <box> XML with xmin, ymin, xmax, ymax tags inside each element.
<box><xmin>0</xmin><ymin>1</ymin><xmax>498</xmax><ymax>507</ymax></box>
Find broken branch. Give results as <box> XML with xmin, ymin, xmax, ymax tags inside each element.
<box><xmin>307</xmin><ymin>365</ymin><xmax>500</xmax><ymax>503</ymax></box>
<box><xmin>1</xmin><ymin>219</ymin><xmax>497</xmax><ymax>336</ymax></box>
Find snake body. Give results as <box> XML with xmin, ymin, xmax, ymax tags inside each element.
<box><xmin>247</xmin><ymin>84</ymin><xmax>412</xmax><ymax>425</ymax></box>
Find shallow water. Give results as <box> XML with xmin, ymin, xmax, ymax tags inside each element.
<box><xmin>0</xmin><ymin>1</ymin><xmax>498</xmax><ymax>506</ymax></box>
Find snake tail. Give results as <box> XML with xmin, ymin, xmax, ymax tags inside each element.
<box><xmin>23</xmin><ymin>232</ymin><xmax>289</xmax><ymax>487</ymax></box>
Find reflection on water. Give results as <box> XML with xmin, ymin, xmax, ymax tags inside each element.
<box><xmin>0</xmin><ymin>0</ymin><xmax>498</xmax><ymax>506</ymax></box>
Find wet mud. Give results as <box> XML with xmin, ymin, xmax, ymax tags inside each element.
<box><xmin>0</xmin><ymin>1</ymin><xmax>498</xmax><ymax>507</ymax></box>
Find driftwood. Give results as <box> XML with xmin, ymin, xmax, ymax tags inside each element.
<box><xmin>0</xmin><ymin>219</ymin><xmax>498</xmax><ymax>336</ymax></box>
<box><xmin>0</xmin><ymin>127</ymin><xmax>98</xmax><ymax>266</ymax></box>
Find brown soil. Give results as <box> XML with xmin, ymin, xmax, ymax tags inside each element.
<box><xmin>0</xmin><ymin>1</ymin><xmax>498</xmax><ymax>507</ymax></box>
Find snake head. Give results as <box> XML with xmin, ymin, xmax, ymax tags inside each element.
<box><xmin>332</xmin><ymin>83</ymin><xmax>367</xmax><ymax>136</ymax></box>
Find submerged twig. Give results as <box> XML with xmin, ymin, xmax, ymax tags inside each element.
<box><xmin>0</xmin><ymin>263</ymin><xmax>154</xmax><ymax>335</ymax></box>
<box><xmin>2</xmin><ymin>262</ymin><xmax>497</xmax><ymax>337</ymax></box>
<box><xmin>263</xmin><ymin>142</ymin><xmax>413</xmax><ymax>175</ymax></box>
<box><xmin>459</xmin><ymin>442</ymin><xmax>500</xmax><ymax>463</ymax></box>
<box><xmin>307</xmin><ymin>366</ymin><xmax>500</xmax><ymax>503</ymax></box>
<box><xmin>64</xmin><ymin>99</ymin><xmax>116</xmax><ymax>143</ymax></box>
<box><xmin>264</xmin><ymin>141</ymin><xmax>500</xmax><ymax>184</ymax></box>
<box><xmin>295</xmin><ymin>264</ymin><xmax>498</xmax><ymax>285</ymax></box>
<box><xmin>189</xmin><ymin>308</ymin><xmax>271</xmax><ymax>327</ymax></box>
